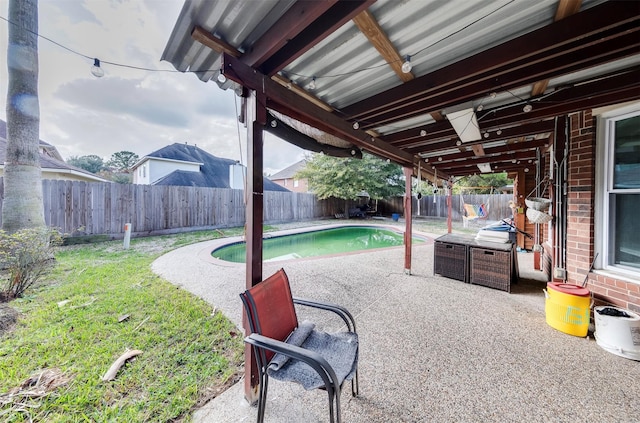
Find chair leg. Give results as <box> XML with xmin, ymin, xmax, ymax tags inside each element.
<box><xmin>351</xmin><ymin>368</ymin><xmax>359</xmax><ymax>397</ymax></box>
<box><xmin>257</xmin><ymin>372</ymin><xmax>269</xmax><ymax>423</ymax></box>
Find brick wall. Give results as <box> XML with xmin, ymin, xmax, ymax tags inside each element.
<box><xmin>589</xmin><ymin>274</ymin><xmax>640</xmax><ymax>314</ymax></box>
<box><xmin>561</xmin><ymin>110</ymin><xmax>639</xmax><ymax>312</ymax></box>
<box><xmin>565</xmin><ymin>111</ymin><xmax>596</xmax><ymax>285</ymax></box>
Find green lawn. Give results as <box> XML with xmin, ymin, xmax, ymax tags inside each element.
<box><xmin>0</xmin><ymin>218</ymin><xmax>471</xmax><ymax>422</ymax></box>
<box><xmin>0</xmin><ymin>228</ymin><xmax>246</xmax><ymax>422</ymax></box>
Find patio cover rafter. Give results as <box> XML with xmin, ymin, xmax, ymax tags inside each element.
<box><xmin>342</xmin><ymin>1</ymin><xmax>638</xmax><ymax>123</ymax></box>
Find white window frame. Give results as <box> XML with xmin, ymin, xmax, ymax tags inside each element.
<box><xmin>595</xmin><ymin>103</ymin><xmax>640</xmax><ymax>279</ymax></box>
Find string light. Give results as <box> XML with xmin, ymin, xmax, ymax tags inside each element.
<box><xmin>217</xmin><ymin>70</ymin><xmax>227</xmax><ymax>83</ymax></box>
<box><xmin>401</xmin><ymin>55</ymin><xmax>412</xmax><ymax>73</ymax></box>
<box><xmin>523</xmin><ymin>103</ymin><xmax>533</xmax><ymax>113</ymax></box>
<box><xmin>352</xmin><ymin>122</ymin><xmax>360</xmax><ymax>130</ymax></box>
<box><xmin>90</xmin><ymin>58</ymin><xmax>104</xmax><ymax>78</ymax></box>
<box><xmin>308</xmin><ymin>76</ymin><xmax>316</xmax><ymax>90</ymax></box>
<box><xmin>1</xmin><ymin>2</ymin><xmax>515</xmax><ymax>81</ymax></box>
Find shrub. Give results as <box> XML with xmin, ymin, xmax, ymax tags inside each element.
<box><xmin>0</xmin><ymin>227</ymin><xmax>62</xmax><ymax>301</ymax></box>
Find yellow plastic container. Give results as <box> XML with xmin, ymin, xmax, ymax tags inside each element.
<box><xmin>544</xmin><ymin>283</ymin><xmax>591</xmax><ymax>337</ymax></box>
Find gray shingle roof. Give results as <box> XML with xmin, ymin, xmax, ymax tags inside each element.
<box><xmin>0</xmin><ymin>121</ymin><xmax>107</xmax><ymax>181</ymax></box>
<box><xmin>146</xmin><ymin>143</ymin><xmax>289</xmax><ymax>191</ymax></box>
<box><xmin>269</xmin><ymin>160</ymin><xmax>306</xmax><ymax>180</ymax></box>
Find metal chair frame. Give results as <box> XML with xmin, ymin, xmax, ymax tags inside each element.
<box><xmin>240</xmin><ymin>269</ymin><xmax>359</xmax><ymax>423</ymax></box>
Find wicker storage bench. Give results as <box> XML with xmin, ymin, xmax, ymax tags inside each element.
<box><xmin>434</xmin><ymin>234</ymin><xmax>517</xmax><ymax>292</ymax></box>
<box><xmin>434</xmin><ymin>238</ymin><xmax>469</xmax><ymax>282</ymax></box>
<box><xmin>469</xmin><ymin>247</ymin><xmax>514</xmax><ymax>292</ymax></box>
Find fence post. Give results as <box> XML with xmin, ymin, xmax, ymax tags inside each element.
<box><xmin>123</xmin><ymin>223</ymin><xmax>131</xmax><ymax>249</ymax></box>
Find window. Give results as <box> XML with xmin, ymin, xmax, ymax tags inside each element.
<box><xmin>600</xmin><ymin>109</ymin><xmax>640</xmax><ymax>274</ymax></box>
<box><xmin>294</xmin><ymin>179</ymin><xmax>299</xmax><ymax>188</ymax></box>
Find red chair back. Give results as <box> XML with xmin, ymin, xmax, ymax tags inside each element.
<box><xmin>241</xmin><ymin>268</ymin><xmax>299</xmax><ymax>363</ymax></box>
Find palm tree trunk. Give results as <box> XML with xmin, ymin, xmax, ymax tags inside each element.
<box><xmin>2</xmin><ymin>0</ymin><xmax>44</xmax><ymax>232</ymax></box>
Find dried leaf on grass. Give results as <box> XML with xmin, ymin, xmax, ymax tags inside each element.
<box><xmin>0</xmin><ymin>368</ymin><xmax>70</xmax><ymax>413</ymax></box>
<box><xmin>101</xmin><ymin>349</ymin><xmax>143</xmax><ymax>381</ymax></box>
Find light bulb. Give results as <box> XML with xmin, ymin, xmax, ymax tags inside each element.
<box><xmin>270</xmin><ymin>120</ymin><xmax>277</xmax><ymax>128</ymax></box>
<box><xmin>476</xmin><ymin>104</ymin><xmax>484</xmax><ymax>111</ymax></box>
<box><xmin>308</xmin><ymin>77</ymin><xmax>316</xmax><ymax>90</ymax></box>
<box><xmin>456</xmin><ymin>140</ymin><xmax>462</xmax><ymax>146</ymax></box>
<box><xmin>401</xmin><ymin>55</ymin><xmax>412</xmax><ymax>73</ymax></box>
<box><xmin>217</xmin><ymin>70</ymin><xmax>227</xmax><ymax>83</ymax></box>
<box><xmin>352</xmin><ymin>121</ymin><xmax>360</xmax><ymax>130</ymax></box>
<box><xmin>496</xmin><ymin>129</ymin><xmax>502</xmax><ymax>135</ymax></box>
<box><xmin>351</xmin><ymin>149</ymin><xmax>356</xmax><ymax>156</ymax></box>
<box><xmin>91</xmin><ymin>58</ymin><xmax>104</xmax><ymax>78</ymax></box>
<box><xmin>523</xmin><ymin>103</ymin><xmax>533</xmax><ymax>113</ymax></box>
<box><xmin>484</xmin><ymin>132</ymin><xmax>489</xmax><ymax>138</ymax></box>
<box><xmin>420</xmin><ymin>129</ymin><xmax>427</xmax><ymax>136</ymax></box>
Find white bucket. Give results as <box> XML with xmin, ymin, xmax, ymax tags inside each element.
<box><xmin>594</xmin><ymin>306</ymin><xmax>640</xmax><ymax>361</ymax></box>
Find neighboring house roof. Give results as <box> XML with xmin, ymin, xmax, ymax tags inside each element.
<box><xmin>269</xmin><ymin>160</ymin><xmax>307</xmax><ymax>180</ymax></box>
<box><xmin>0</xmin><ymin>127</ymin><xmax>108</xmax><ymax>183</ymax></box>
<box><xmin>0</xmin><ymin>119</ymin><xmax>64</xmax><ymax>161</ymax></box>
<box><xmin>138</xmin><ymin>143</ymin><xmax>289</xmax><ymax>191</ymax></box>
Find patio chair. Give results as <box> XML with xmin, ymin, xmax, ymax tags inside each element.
<box><xmin>240</xmin><ymin>268</ymin><xmax>359</xmax><ymax>423</ymax></box>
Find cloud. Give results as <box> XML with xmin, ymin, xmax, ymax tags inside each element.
<box><xmin>0</xmin><ymin>0</ymin><xmax>306</xmax><ymax>174</ymax></box>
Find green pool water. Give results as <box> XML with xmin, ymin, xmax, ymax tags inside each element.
<box><xmin>211</xmin><ymin>226</ymin><xmax>425</xmax><ymax>263</ymax></box>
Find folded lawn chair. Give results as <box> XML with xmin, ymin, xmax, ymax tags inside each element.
<box><xmin>240</xmin><ymin>268</ymin><xmax>359</xmax><ymax>423</ymax></box>
<box><xmin>462</xmin><ymin>202</ymin><xmax>488</xmax><ymax>227</ymax></box>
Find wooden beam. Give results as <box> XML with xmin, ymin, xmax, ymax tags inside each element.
<box><xmin>260</xmin><ymin>0</ymin><xmax>376</xmax><ymax>76</ymax></box>
<box><xmin>401</xmin><ymin>121</ymin><xmax>555</xmax><ymax>154</ymax></box>
<box><xmin>471</xmin><ymin>144</ymin><xmax>485</xmax><ymax>156</ymax></box>
<box><xmin>426</xmin><ymin>138</ymin><xmax>551</xmax><ymax>164</ymax></box>
<box><xmin>352</xmin><ymin>9</ymin><xmax>414</xmax><ymax>83</ymax></box>
<box><xmin>342</xmin><ymin>2</ymin><xmax>638</xmax><ymax>120</ymax></box>
<box><xmin>403</xmin><ymin>166</ymin><xmax>413</xmax><ymax>274</ymax></box>
<box><xmin>192</xmin><ymin>26</ymin><xmax>334</xmax><ymax>112</ymax></box>
<box><xmin>220</xmin><ymin>52</ymin><xmax>418</xmax><ymax>168</ymax></box>
<box><xmin>271</xmin><ymin>74</ymin><xmax>334</xmax><ymax>112</ymax></box>
<box><xmin>353</xmin><ymin>9</ymin><xmax>447</xmax><ymax>122</ymax></box>
<box><xmin>356</xmin><ymin>32</ymin><xmax>640</xmax><ymax>129</ymax></box>
<box><xmin>531</xmin><ymin>0</ymin><xmax>583</xmax><ymax>96</ymax></box>
<box><xmin>241</xmin><ymin>0</ymin><xmax>339</xmax><ymax>68</ymax></box>
<box><xmin>244</xmin><ymin>89</ymin><xmax>266</xmax><ymax>403</ymax></box>
<box><xmin>191</xmin><ymin>26</ymin><xmax>240</xmax><ymax>58</ymax></box>
<box><xmin>555</xmin><ymin>0</ymin><xmax>583</xmax><ymax>21</ymax></box>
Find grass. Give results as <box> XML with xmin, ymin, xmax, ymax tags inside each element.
<box><xmin>0</xmin><ymin>218</ymin><xmax>474</xmax><ymax>422</ymax></box>
<box><xmin>0</xmin><ymin>227</ymin><xmax>248</xmax><ymax>422</ymax></box>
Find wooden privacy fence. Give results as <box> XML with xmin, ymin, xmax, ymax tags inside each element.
<box><xmin>0</xmin><ymin>178</ymin><xmax>513</xmax><ymax>238</ymax></box>
<box><xmin>0</xmin><ymin>179</ymin><xmax>324</xmax><ymax>237</ymax></box>
<box><xmin>379</xmin><ymin>193</ymin><xmax>513</xmax><ymax>222</ymax></box>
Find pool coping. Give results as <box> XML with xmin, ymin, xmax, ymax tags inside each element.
<box><xmin>198</xmin><ymin>222</ymin><xmax>435</xmax><ymax>267</ymax></box>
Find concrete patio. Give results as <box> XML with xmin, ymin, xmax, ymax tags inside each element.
<box><xmin>152</xmin><ymin>225</ymin><xmax>640</xmax><ymax>423</ymax></box>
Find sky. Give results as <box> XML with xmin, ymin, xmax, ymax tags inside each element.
<box><xmin>0</xmin><ymin>0</ymin><xmax>305</xmax><ymax>175</ymax></box>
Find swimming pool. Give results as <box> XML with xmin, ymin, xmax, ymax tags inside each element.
<box><xmin>211</xmin><ymin>225</ymin><xmax>425</xmax><ymax>263</ymax></box>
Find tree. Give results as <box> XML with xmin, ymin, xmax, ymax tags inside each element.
<box><xmin>455</xmin><ymin>172</ymin><xmax>511</xmax><ymax>194</ymax></box>
<box><xmin>107</xmin><ymin>151</ymin><xmax>139</xmax><ymax>173</ymax></box>
<box><xmin>297</xmin><ymin>153</ymin><xmax>405</xmax><ymax>201</ymax></box>
<box><xmin>2</xmin><ymin>0</ymin><xmax>44</xmax><ymax>233</ymax></box>
<box><xmin>67</xmin><ymin>154</ymin><xmax>105</xmax><ymax>174</ymax></box>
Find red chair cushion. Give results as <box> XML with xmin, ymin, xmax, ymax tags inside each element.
<box><xmin>244</xmin><ymin>269</ymin><xmax>299</xmax><ymax>363</ymax></box>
